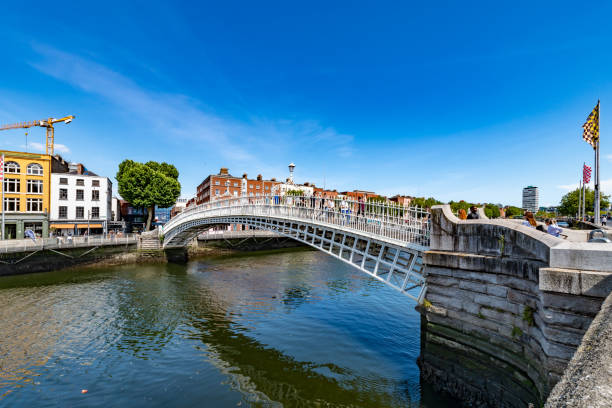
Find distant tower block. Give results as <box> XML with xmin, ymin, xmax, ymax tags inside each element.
<box><xmin>522</xmin><ymin>186</ymin><xmax>539</xmax><ymax>213</ymax></box>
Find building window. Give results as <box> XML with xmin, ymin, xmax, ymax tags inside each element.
<box><xmin>92</xmin><ymin>190</ymin><xmax>100</xmax><ymax>201</ymax></box>
<box><xmin>4</xmin><ymin>178</ymin><xmax>20</xmax><ymax>193</ymax></box>
<box><xmin>76</xmin><ymin>190</ymin><xmax>84</xmax><ymax>201</ymax></box>
<box><xmin>59</xmin><ymin>206</ymin><xmax>68</xmax><ymax>219</ymax></box>
<box><xmin>265</xmin><ymin>185</ymin><xmax>270</xmax><ymax>190</ymax></box>
<box><xmin>76</xmin><ymin>179</ymin><xmax>84</xmax><ymax>186</ymax></box>
<box><xmin>59</xmin><ymin>177</ymin><xmax>68</xmax><ymax>185</ymax></box>
<box><xmin>233</xmin><ymin>182</ymin><xmax>238</xmax><ymax>187</ymax></box>
<box><xmin>27</xmin><ymin>179</ymin><xmax>43</xmax><ymax>194</ymax></box>
<box><xmin>26</xmin><ymin>163</ymin><xmax>43</xmax><ymax>175</ymax></box>
<box><xmin>256</xmin><ymin>185</ymin><xmax>260</xmax><ymax>189</ymax></box>
<box><xmin>215</xmin><ymin>189</ymin><xmax>219</xmax><ymax>195</ymax></box>
<box><xmin>91</xmin><ymin>207</ymin><xmax>100</xmax><ymax>218</ymax></box>
<box><xmin>26</xmin><ymin>198</ymin><xmax>43</xmax><ymax>212</ymax></box>
<box><xmin>59</xmin><ymin>189</ymin><xmax>68</xmax><ymax>200</ymax></box>
<box><xmin>4</xmin><ymin>161</ymin><xmax>20</xmax><ymax>174</ymax></box>
<box><xmin>233</xmin><ymin>191</ymin><xmax>238</xmax><ymax>197</ymax></box>
<box><xmin>215</xmin><ymin>180</ymin><xmax>220</xmax><ymax>185</ymax></box>
<box><xmin>76</xmin><ymin>207</ymin><xmax>84</xmax><ymax>219</ymax></box>
<box><xmin>92</xmin><ymin>180</ymin><xmax>100</xmax><ymax>187</ymax></box>
<box><xmin>256</xmin><ymin>192</ymin><xmax>260</xmax><ymax>196</ymax></box>
<box><xmin>3</xmin><ymin>197</ymin><xmax>19</xmax><ymax>212</ymax></box>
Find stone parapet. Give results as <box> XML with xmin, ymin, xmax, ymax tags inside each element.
<box><xmin>419</xmin><ymin>204</ymin><xmax>612</xmax><ymax>407</ymax></box>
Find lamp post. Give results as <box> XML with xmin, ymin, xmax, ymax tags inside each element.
<box><xmin>288</xmin><ymin>162</ymin><xmax>295</xmax><ymax>185</ymax></box>
<box><xmin>87</xmin><ymin>210</ymin><xmax>90</xmax><ymax>238</ymax></box>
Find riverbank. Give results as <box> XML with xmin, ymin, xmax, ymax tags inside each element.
<box><xmin>0</xmin><ymin>235</ymin><xmax>307</xmax><ymax>277</ymax></box>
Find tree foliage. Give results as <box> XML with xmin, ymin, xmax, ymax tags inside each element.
<box><xmin>484</xmin><ymin>203</ymin><xmax>501</xmax><ymax>219</ymax></box>
<box><xmin>558</xmin><ymin>187</ymin><xmax>610</xmax><ymax>216</ymax></box>
<box><xmin>505</xmin><ymin>206</ymin><xmax>524</xmax><ymax>218</ymax></box>
<box><xmin>411</xmin><ymin>197</ymin><xmax>443</xmax><ymax>209</ymax></box>
<box><xmin>116</xmin><ymin>160</ymin><xmax>181</xmax><ymax>230</ymax></box>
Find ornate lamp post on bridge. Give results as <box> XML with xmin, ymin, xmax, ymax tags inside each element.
<box><xmin>288</xmin><ymin>162</ymin><xmax>295</xmax><ymax>185</ymax></box>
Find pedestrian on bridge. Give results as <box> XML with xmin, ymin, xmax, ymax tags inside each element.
<box><xmin>467</xmin><ymin>206</ymin><xmax>479</xmax><ymax>219</ymax></box>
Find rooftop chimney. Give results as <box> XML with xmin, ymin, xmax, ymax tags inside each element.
<box><xmin>257</xmin><ymin>174</ymin><xmax>262</xmax><ymax>181</ymax></box>
<box><xmin>220</xmin><ymin>167</ymin><xmax>229</xmax><ymax>175</ymax></box>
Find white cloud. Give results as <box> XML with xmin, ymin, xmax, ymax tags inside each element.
<box><xmin>17</xmin><ymin>142</ymin><xmax>70</xmax><ymax>154</ymax></box>
<box><xmin>29</xmin><ymin>44</ymin><xmax>353</xmax><ymax>162</ymax></box>
<box><xmin>558</xmin><ymin>179</ymin><xmax>612</xmax><ymax>194</ymax></box>
<box><xmin>54</xmin><ymin>143</ymin><xmax>70</xmax><ymax>153</ymax></box>
<box><xmin>606</xmin><ymin>154</ymin><xmax>612</xmax><ymax>162</ymax></box>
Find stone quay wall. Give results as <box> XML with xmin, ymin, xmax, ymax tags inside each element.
<box><xmin>419</xmin><ymin>205</ymin><xmax>612</xmax><ymax>407</ymax></box>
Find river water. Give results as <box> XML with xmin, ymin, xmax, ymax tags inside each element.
<box><xmin>0</xmin><ymin>248</ymin><xmax>455</xmax><ymax>407</ymax></box>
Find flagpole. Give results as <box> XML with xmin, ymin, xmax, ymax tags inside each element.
<box><xmin>578</xmin><ymin>178</ymin><xmax>582</xmax><ymax>219</ymax></box>
<box><xmin>594</xmin><ymin>101</ymin><xmax>601</xmax><ymax>225</ymax></box>
<box><xmin>583</xmin><ymin>174</ymin><xmax>587</xmax><ymax>221</ymax></box>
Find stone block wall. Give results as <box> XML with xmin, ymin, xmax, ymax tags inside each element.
<box><xmin>419</xmin><ymin>205</ymin><xmax>612</xmax><ymax>407</ymax></box>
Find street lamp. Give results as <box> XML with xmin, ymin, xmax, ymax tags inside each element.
<box><xmin>288</xmin><ymin>162</ymin><xmax>295</xmax><ymax>184</ymax></box>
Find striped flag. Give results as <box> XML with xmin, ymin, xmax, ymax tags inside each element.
<box><xmin>582</xmin><ymin>101</ymin><xmax>600</xmax><ymax>149</ymax></box>
<box><xmin>0</xmin><ymin>154</ymin><xmax>4</xmax><ymax>182</ymax></box>
<box><xmin>583</xmin><ymin>164</ymin><xmax>592</xmax><ymax>184</ymax></box>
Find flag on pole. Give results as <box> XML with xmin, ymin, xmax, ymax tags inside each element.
<box><xmin>582</xmin><ymin>101</ymin><xmax>600</xmax><ymax>149</ymax></box>
<box><xmin>583</xmin><ymin>164</ymin><xmax>592</xmax><ymax>184</ymax></box>
<box><xmin>0</xmin><ymin>154</ymin><xmax>4</xmax><ymax>182</ymax></box>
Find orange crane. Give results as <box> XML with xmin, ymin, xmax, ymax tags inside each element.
<box><xmin>0</xmin><ymin>115</ymin><xmax>75</xmax><ymax>156</ymax></box>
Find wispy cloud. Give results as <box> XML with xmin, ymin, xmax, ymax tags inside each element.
<box><xmin>19</xmin><ymin>141</ymin><xmax>70</xmax><ymax>154</ymax></box>
<box><xmin>29</xmin><ymin>44</ymin><xmax>354</xmax><ymax>163</ymax></box>
<box><xmin>606</xmin><ymin>154</ymin><xmax>612</xmax><ymax>162</ymax></box>
<box><xmin>558</xmin><ymin>179</ymin><xmax>612</xmax><ymax>194</ymax></box>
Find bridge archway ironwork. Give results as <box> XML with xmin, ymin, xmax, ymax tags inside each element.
<box><xmin>162</xmin><ymin>196</ymin><xmax>431</xmax><ymax>303</ymax></box>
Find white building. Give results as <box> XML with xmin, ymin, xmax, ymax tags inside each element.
<box><xmin>50</xmin><ymin>173</ymin><xmax>112</xmax><ymax>235</ymax></box>
<box><xmin>522</xmin><ymin>186</ymin><xmax>539</xmax><ymax>213</ymax></box>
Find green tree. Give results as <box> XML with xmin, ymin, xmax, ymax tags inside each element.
<box><xmin>411</xmin><ymin>197</ymin><xmax>443</xmax><ymax>209</ymax></box>
<box><xmin>484</xmin><ymin>204</ymin><xmax>501</xmax><ymax>218</ymax></box>
<box><xmin>505</xmin><ymin>206</ymin><xmax>523</xmax><ymax>218</ymax></box>
<box><xmin>449</xmin><ymin>200</ymin><xmax>472</xmax><ymax>213</ymax></box>
<box><xmin>558</xmin><ymin>187</ymin><xmax>610</xmax><ymax>216</ymax></box>
<box><xmin>116</xmin><ymin>160</ymin><xmax>181</xmax><ymax>230</ymax></box>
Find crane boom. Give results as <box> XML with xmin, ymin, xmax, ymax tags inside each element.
<box><xmin>0</xmin><ymin>115</ymin><xmax>75</xmax><ymax>155</ymax></box>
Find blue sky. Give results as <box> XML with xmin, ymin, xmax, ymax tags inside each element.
<box><xmin>1</xmin><ymin>1</ymin><xmax>611</xmax><ymax>206</ymax></box>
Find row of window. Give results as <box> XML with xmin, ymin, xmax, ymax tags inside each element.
<box><xmin>58</xmin><ymin>189</ymin><xmax>100</xmax><ymax>201</ymax></box>
<box><xmin>210</xmin><ymin>180</ymin><xmax>271</xmax><ymax>190</ymax></box>
<box><xmin>213</xmin><ymin>190</ymin><xmax>263</xmax><ymax>197</ymax></box>
<box><xmin>58</xmin><ymin>178</ymin><xmax>100</xmax><ymax>187</ymax></box>
<box><xmin>3</xmin><ymin>198</ymin><xmax>43</xmax><ymax>212</ymax></box>
<box><xmin>3</xmin><ymin>162</ymin><xmax>43</xmax><ymax>175</ymax></box>
<box><xmin>4</xmin><ymin>179</ymin><xmax>43</xmax><ymax>194</ymax></box>
<box><xmin>57</xmin><ymin>206</ymin><xmax>100</xmax><ymax>219</ymax></box>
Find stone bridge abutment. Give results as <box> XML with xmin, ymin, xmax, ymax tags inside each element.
<box><xmin>420</xmin><ymin>205</ymin><xmax>612</xmax><ymax>407</ymax></box>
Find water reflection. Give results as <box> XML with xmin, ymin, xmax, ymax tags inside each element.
<box><xmin>0</xmin><ymin>249</ymin><xmax>453</xmax><ymax>407</ymax></box>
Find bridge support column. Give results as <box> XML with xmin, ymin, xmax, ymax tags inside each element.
<box><xmin>164</xmin><ymin>247</ymin><xmax>189</xmax><ymax>264</ymax></box>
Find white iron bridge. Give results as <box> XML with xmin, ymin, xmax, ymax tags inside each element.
<box><xmin>162</xmin><ymin>196</ymin><xmax>431</xmax><ymax>303</ymax></box>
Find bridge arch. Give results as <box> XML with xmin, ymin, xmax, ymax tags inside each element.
<box><xmin>162</xmin><ymin>197</ymin><xmax>430</xmax><ymax>303</ymax></box>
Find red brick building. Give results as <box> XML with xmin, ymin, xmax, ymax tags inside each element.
<box><xmin>389</xmin><ymin>195</ymin><xmax>414</xmax><ymax>206</ymax></box>
<box><xmin>341</xmin><ymin>190</ymin><xmax>379</xmax><ymax>201</ymax></box>
<box><xmin>196</xmin><ymin>168</ymin><xmax>281</xmax><ymax>204</ymax></box>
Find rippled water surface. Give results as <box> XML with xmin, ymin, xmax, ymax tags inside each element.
<box><xmin>0</xmin><ymin>248</ymin><xmax>454</xmax><ymax>407</ymax></box>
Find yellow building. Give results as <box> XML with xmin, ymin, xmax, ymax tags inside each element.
<box><xmin>1</xmin><ymin>150</ymin><xmax>52</xmax><ymax>239</ymax></box>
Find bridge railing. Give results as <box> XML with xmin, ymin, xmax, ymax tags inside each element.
<box><xmin>164</xmin><ymin>195</ymin><xmax>431</xmax><ymax>247</ymax></box>
<box><xmin>0</xmin><ymin>234</ymin><xmax>138</xmax><ymax>254</ymax></box>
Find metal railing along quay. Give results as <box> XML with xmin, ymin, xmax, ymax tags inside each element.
<box><xmin>164</xmin><ymin>195</ymin><xmax>431</xmax><ymax>248</ymax></box>
<box><xmin>0</xmin><ymin>234</ymin><xmax>138</xmax><ymax>254</ymax></box>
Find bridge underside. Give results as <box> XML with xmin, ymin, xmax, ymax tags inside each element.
<box><xmin>165</xmin><ymin>215</ymin><xmax>427</xmax><ymax>303</ymax></box>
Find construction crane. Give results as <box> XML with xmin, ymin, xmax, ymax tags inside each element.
<box><xmin>0</xmin><ymin>115</ymin><xmax>75</xmax><ymax>156</ymax></box>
